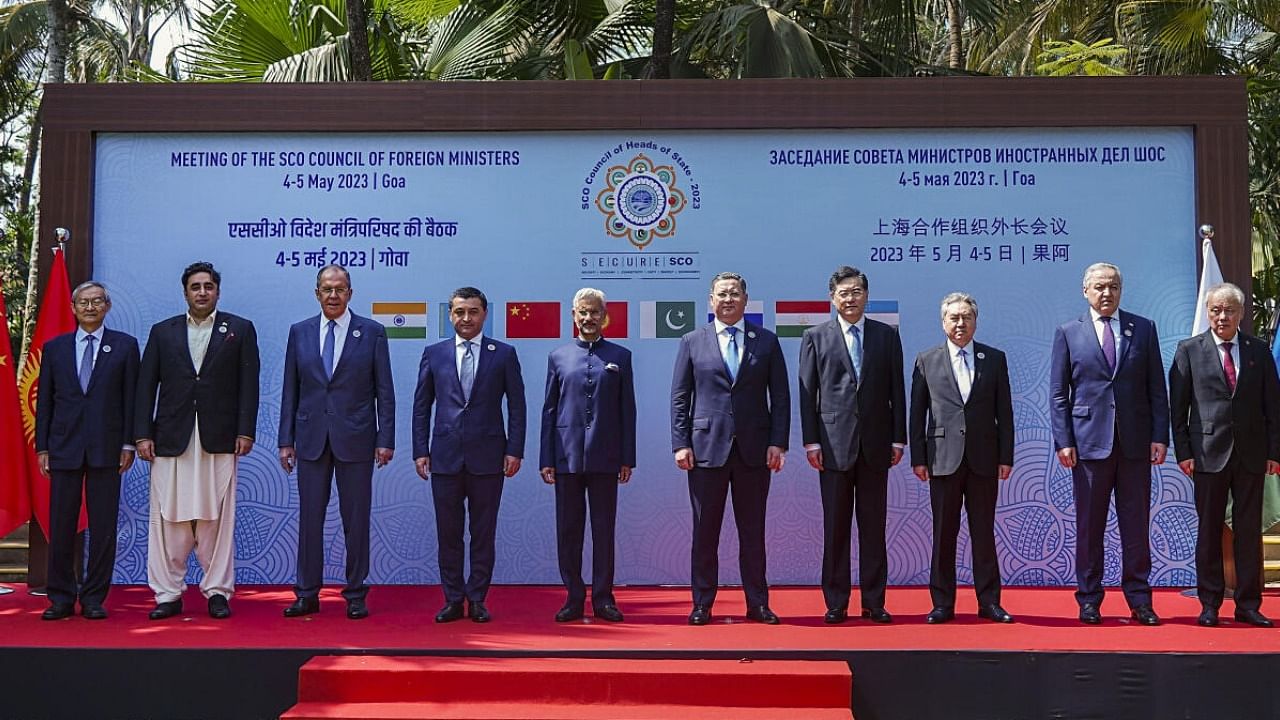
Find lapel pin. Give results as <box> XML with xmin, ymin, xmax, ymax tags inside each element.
<box><xmin>747</xmin><ymin>331</ymin><xmax>756</xmax><ymax>339</ymax></box>
<box><xmin>976</xmin><ymin>352</ymin><xmax>985</xmax><ymax>360</ymax></box>
<box><xmin>353</xmin><ymin>329</ymin><xmax>362</xmax><ymax>338</ymax></box>
<box><xmin>487</xmin><ymin>344</ymin><xmax>496</xmax><ymax>352</ymax></box>
<box><xmin>218</xmin><ymin>326</ymin><xmax>227</xmax><ymax>334</ymax></box>
<box><xmin>102</xmin><ymin>345</ymin><xmax>112</xmax><ymax>353</ymax></box>
<box><xmin>1124</xmin><ymin>329</ymin><xmax>1132</xmax><ymax>337</ymax></box>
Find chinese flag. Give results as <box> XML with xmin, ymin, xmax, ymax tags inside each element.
<box><xmin>506</xmin><ymin>302</ymin><xmax>561</xmax><ymax>339</ymax></box>
<box><xmin>0</xmin><ymin>277</ymin><xmax>31</xmax><ymax>537</ymax></box>
<box><xmin>573</xmin><ymin>301</ymin><xmax>629</xmax><ymax>338</ymax></box>
<box><xmin>17</xmin><ymin>248</ymin><xmax>79</xmax><ymax>535</ymax></box>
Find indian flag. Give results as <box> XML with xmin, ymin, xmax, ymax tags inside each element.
<box><xmin>372</xmin><ymin>302</ymin><xmax>427</xmax><ymax>339</ymax></box>
<box><xmin>774</xmin><ymin>301</ymin><xmax>830</xmax><ymax>337</ymax></box>
<box><xmin>867</xmin><ymin>299</ymin><xmax>900</xmax><ymax>330</ymax></box>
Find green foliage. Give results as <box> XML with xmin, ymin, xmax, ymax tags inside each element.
<box><xmin>1035</xmin><ymin>38</ymin><xmax>1128</xmax><ymax>75</ymax></box>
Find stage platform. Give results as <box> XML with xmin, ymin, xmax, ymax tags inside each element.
<box><xmin>2</xmin><ymin>585</ymin><xmax>1278</xmax><ymax>719</ymax></box>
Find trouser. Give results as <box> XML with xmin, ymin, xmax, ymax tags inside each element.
<box><xmin>688</xmin><ymin>442</ymin><xmax>770</xmax><ymax>608</ymax></box>
<box><xmin>928</xmin><ymin>458</ymin><xmax>1001</xmax><ymax>609</ymax></box>
<box><xmin>1194</xmin><ymin>452</ymin><xmax>1263</xmax><ymax>611</ymax></box>
<box><xmin>1072</xmin><ymin>450</ymin><xmax>1152</xmax><ymax>609</ymax></box>
<box><xmin>147</xmin><ymin>479</ymin><xmax>237</xmax><ymax>603</ymax></box>
<box><xmin>47</xmin><ymin>465</ymin><xmax>121</xmax><ymax>608</ymax></box>
<box><xmin>555</xmin><ymin>472</ymin><xmax>619</xmax><ymax>609</ymax></box>
<box><xmin>432</xmin><ymin>471</ymin><xmax>504</xmax><ymax>603</ymax></box>
<box><xmin>821</xmin><ymin>451</ymin><xmax>888</xmax><ymax>611</ymax></box>
<box><xmin>295</xmin><ymin>441</ymin><xmax>374</xmax><ymax>602</ymax></box>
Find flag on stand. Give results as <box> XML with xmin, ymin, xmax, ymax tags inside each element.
<box><xmin>866</xmin><ymin>299</ymin><xmax>901</xmax><ymax>330</ymax></box>
<box><xmin>1192</xmin><ymin>235</ymin><xmax>1224</xmax><ymax>336</ymax></box>
<box><xmin>574</xmin><ymin>302</ymin><xmax>628</xmax><ymax>339</ymax></box>
<box><xmin>437</xmin><ymin>302</ymin><xmax>494</xmax><ymax>338</ymax></box>
<box><xmin>638</xmin><ymin>301</ymin><xmax>696</xmax><ymax>338</ymax></box>
<box><xmin>17</xmin><ymin>248</ymin><xmax>79</xmax><ymax>536</ymax></box>
<box><xmin>0</xmin><ymin>278</ymin><xmax>31</xmax><ymax>538</ymax></box>
<box><xmin>506</xmin><ymin>302</ymin><xmax>561</xmax><ymax>339</ymax></box>
<box><xmin>371</xmin><ymin>302</ymin><xmax>427</xmax><ymax>339</ymax></box>
<box><xmin>774</xmin><ymin>301</ymin><xmax>830</xmax><ymax>337</ymax></box>
<box><xmin>707</xmin><ymin>300</ymin><xmax>764</xmax><ymax>326</ymax></box>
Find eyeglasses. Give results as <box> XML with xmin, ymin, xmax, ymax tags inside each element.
<box><xmin>834</xmin><ymin>289</ymin><xmax>865</xmax><ymax>300</ymax></box>
<box><xmin>712</xmin><ymin>291</ymin><xmax>744</xmax><ymax>300</ymax></box>
<box><xmin>317</xmin><ymin>287</ymin><xmax>351</xmax><ymax>297</ymax></box>
<box><xmin>74</xmin><ymin>298</ymin><xmax>107</xmax><ymax>309</ymax></box>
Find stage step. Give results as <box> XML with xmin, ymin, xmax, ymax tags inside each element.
<box><xmin>281</xmin><ymin>657</ymin><xmax>853</xmax><ymax>720</ymax></box>
<box><xmin>0</xmin><ymin>523</ymin><xmax>29</xmax><ymax>582</ymax></box>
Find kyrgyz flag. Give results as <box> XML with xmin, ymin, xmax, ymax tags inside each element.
<box><xmin>17</xmin><ymin>248</ymin><xmax>79</xmax><ymax>535</ymax></box>
<box><xmin>574</xmin><ymin>302</ymin><xmax>628</xmax><ymax>338</ymax></box>
<box><xmin>774</xmin><ymin>301</ymin><xmax>830</xmax><ymax>337</ymax></box>
<box><xmin>0</xmin><ymin>277</ymin><xmax>31</xmax><ymax>537</ymax></box>
<box><xmin>371</xmin><ymin>302</ymin><xmax>427</xmax><ymax>339</ymax></box>
<box><xmin>506</xmin><ymin>302</ymin><xmax>561</xmax><ymax>339</ymax></box>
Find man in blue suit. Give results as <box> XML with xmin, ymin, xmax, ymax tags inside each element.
<box><xmin>35</xmin><ymin>281</ymin><xmax>139</xmax><ymax>621</ymax></box>
<box><xmin>1050</xmin><ymin>262</ymin><xmax>1169</xmax><ymax>626</ymax></box>
<box><xmin>413</xmin><ymin>286</ymin><xmax>526</xmax><ymax>624</ymax></box>
<box><xmin>540</xmin><ymin>288</ymin><xmax>636</xmax><ymax>623</ymax></box>
<box><xmin>279</xmin><ymin>265</ymin><xmax>395</xmax><ymax>620</ymax></box>
<box><xmin>671</xmin><ymin>271</ymin><xmax>790</xmax><ymax>626</ymax></box>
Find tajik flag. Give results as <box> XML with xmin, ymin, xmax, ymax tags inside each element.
<box><xmin>707</xmin><ymin>300</ymin><xmax>764</xmax><ymax>326</ymax></box>
<box><xmin>638</xmin><ymin>301</ymin><xmax>696</xmax><ymax>338</ymax></box>
<box><xmin>371</xmin><ymin>302</ymin><xmax>427</xmax><ymax>339</ymax></box>
<box><xmin>867</xmin><ymin>299</ymin><xmax>901</xmax><ymax>330</ymax></box>
<box><xmin>774</xmin><ymin>301</ymin><xmax>830</xmax><ymax>337</ymax></box>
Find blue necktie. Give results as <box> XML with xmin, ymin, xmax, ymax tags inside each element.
<box><xmin>724</xmin><ymin>326</ymin><xmax>740</xmax><ymax>381</ymax></box>
<box><xmin>79</xmin><ymin>335</ymin><xmax>96</xmax><ymax>393</ymax></box>
<box><xmin>848</xmin><ymin>325</ymin><xmax>862</xmax><ymax>383</ymax></box>
<box><xmin>1100</xmin><ymin>316</ymin><xmax>1116</xmax><ymax>372</ymax></box>
<box><xmin>460</xmin><ymin>340</ymin><xmax>476</xmax><ymax>401</ymax></box>
<box><xmin>323</xmin><ymin>319</ymin><xmax>336</xmax><ymax>379</ymax></box>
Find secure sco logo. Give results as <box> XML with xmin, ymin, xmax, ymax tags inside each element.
<box><xmin>584</xmin><ymin>145</ymin><xmax>696</xmax><ymax>250</ymax></box>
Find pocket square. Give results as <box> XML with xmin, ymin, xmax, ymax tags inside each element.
<box><xmin>605</xmin><ymin>362</ymin><xmax>620</xmax><ymax>372</ymax></box>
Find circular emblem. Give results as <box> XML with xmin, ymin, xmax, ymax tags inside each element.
<box><xmin>353</xmin><ymin>330</ymin><xmax>362</xmax><ymax>338</ymax></box>
<box><xmin>487</xmin><ymin>344</ymin><xmax>496</xmax><ymax>351</ymax></box>
<box><xmin>218</xmin><ymin>326</ymin><xmax>227</xmax><ymax>334</ymax></box>
<box><xmin>616</xmin><ymin>175</ymin><xmax>667</xmax><ymax>229</ymax></box>
<box><xmin>102</xmin><ymin>345</ymin><xmax>112</xmax><ymax>353</ymax></box>
<box><xmin>393</xmin><ymin>315</ymin><xmax>407</xmax><ymax>327</ymax></box>
<box><xmin>595</xmin><ymin>154</ymin><xmax>688</xmax><ymax>250</ymax></box>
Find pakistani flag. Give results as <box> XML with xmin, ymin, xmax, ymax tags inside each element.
<box><xmin>639</xmin><ymin>301</ymin><xmax>696</xmax><ymax>338</ymax></box>
<box><xmin>372</xmin><ymin>302</ymin><xmax>427</xmax><ymax>339</ymax></box>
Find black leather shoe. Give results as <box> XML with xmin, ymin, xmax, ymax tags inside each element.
<box><xmin>435</xmin><ymin>602</ymin><xmax>464</xmax><ymax>623</ymax></box>
<box><xmin>978</xmin><ymin>604</ymin><xmax>1014</xmax><ymax>624</ymax></box>
<box><xmin>688</xmin><ymin>605</ymin><xmax>711</xmax><ymax>625</ymax></box>
<box><xmin>1130</xmin><ymin>605</ymin><xmax>1160</xmax><ymax>626</ymax></box>
<box><xmin>346</xmin><ymin>599</ymin><xmax>369</xmax><ymax>620</ymax></box>
<box><xmin>555</xmin><ymin>605</ymin><xmax>584</xmax><ymax>623</ymax></box>
<box><xmin>1078</xmin><ymin>603</ymin><xmax>1102</xmax><ymax>625</ymax></box>
<box><xmin>1234</xmin><ymin>609</ymin><xmax>1274</xmax><ymax>628</ymax></box>
<box><xmin>593</xmin><ymin>605</ymin><xmax>624</xmax><ymax>623</ymax></box>
<box><xmin>862</xmin><ymin>607</ymin><xmax>893</xmax><ymax>624</ymax></box>
<box><xmin>1198</xmin><ymin>606</ymin><xmax>1219</xmax><ymax>627</ymax></box>
<box><xmin>207</xmin><ymin>594</ymin><xmax>231</xmax><ymax>619</ymax></box>
<box><xmin>284</xmin><ymin>597</ymin><xmax>320</xmax><ymax>617</ymax></box>
<box><xmin>468</xmin><ymin>601</ymin><xmax>491</xmax><ymax>623</ymax></box>
<box><xmin>823</xmin><ymin>608</ymin><xmax>848</xmax><ymax>624</ymax></box>
<box><xmin>41</xmin><ymin>604</ymin><xmax>74</xmax><ymax>621</ymax></box>
<box><xmin>926</xmin><ymin>607</ymin><xmax>954</xmax><ymax>624</ymax></box>
<box><xmin>81</xmin><ymin>604</ymin><xmax>108</xmax><ymax>620</ymax></box>
<box><xmin>746</xmin><ymin>605</ymin><xmax>780</xmax><ymax>625</ymax></box>
<box><xmin>149</xmin><ymin>600</ymin><xmax>183</xmax><ymax>620</ymax></box>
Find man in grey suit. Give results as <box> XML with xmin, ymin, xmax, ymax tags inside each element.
<box><xmin>909</xmin><ymin>292</ymin><xmax>1014</xmax><ymax>624</ymax></box>
<box><xmin>1169</xmin><ymin>282</ymin><xmax>1280</xmax><ymax>628</ymax></box>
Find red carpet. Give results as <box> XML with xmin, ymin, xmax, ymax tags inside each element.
<box><xmin>281</xmin><ymin>657</ymin><xmax>854</xmax><ymax>719</ymax></box>
<box><xmin>1</xmin><ymin>584</ymin><xmax>1277</xmax><ymax>654</ymax></box>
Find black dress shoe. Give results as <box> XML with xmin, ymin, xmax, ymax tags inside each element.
<box><xmin>346</xmin><ymin>599</ymin><xmax>369</xmax><ymax>620</ymax></box>
<box><xmin>435</xmin><ymin>602</ymin><xmax>465</xmax><ymax>623</ymax></box>
<box><xmin>1198</xmin><ymin>606</ymin><xmax>1219</xmax><ymax>627</ymax></box>
<box><xmin>149</xmin><ymin>600</ymin><xmax>183</xmax><ymax>620</ymax></box>
<box><xmin>688</xmin><ymin>605</ymin><xmax>711</xmax><ymax>625</ymax></box>
<box><xmin>468</xmin><ymin>601</ymin><xmax>491</xmax><ymax>623</ymax></box>
<box><xmin>1130</xmin><ymin>605</ymin><xmax>1160</xmax><ymax>626</ymax></box>
<box><xmin>862</xmin><ymin>607</ymin><xmax>893</xmax><ymax>624</ymax></box>
<box><xmin>926</xmin><ymin>607</ymin><xmax>954</xmax><ymax>624</ymax></box>
<box><xmin>978</xmin><ymin>604</ymin><xmax>1014</xmax><ymax>624</ymax></box>
<box><xmin>284</xmin><ymin>597</ymin><xmax>320</xmax><ymax>617</ymax></box>
<box><xmin>1078</xmin><ymin>603</ymin><xmax>1102</xmax><ymax>625</ymax></box>
<box><xmin>208</xmin><ymin>594</ymin><xmax>231</xmax><ymax>620</ymax></box>
<box><xmin>746</xmin><ymin>606</ymin><xmax>780</xmax><ymax>625</ymax></box>
<box><xmin>1234</xmin><ymin>609</ymin><xmax>1274</xmax><ymax>628</ymax></box>
<box><xmin>823</xmin><ymin>608</ymin><xmax>848</xmax><ymax>624</ymax></box>
<box><xmin>41</xmin><ymin>604</ymin><xmax>74</xmax><ymax>621</ymax></box>
<box><xmin>555</xmin><ymin>605</ymin><xmax>584</xmax><ymax>623</ymax></box>
<box><xmin>593</xmin><ymin>605</ymin><xmax>624</xmax><ymax>623</ymax></box>
<box><xmin>81</xmin><ymin>604</ymin><xmax>108</xmax><ymax>620</ymax></box>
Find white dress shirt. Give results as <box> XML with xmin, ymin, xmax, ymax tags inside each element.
<box><xmin>948</xmin><ymin>339</ymin><xmax>973</xmax><ymax>402</ymax></box>
<box><xmin>74</xmin><ymin>326</ymin><xmax>104</xmax><ymax>378</ymax></box>
<box><xmin>319</xmin><ymin>309</ymin><xmax>352</xmax><ymax>368</ymax></box>
<box><xmin>1213</xmin><ymin>331</ymin><xmax>1241</xmax><ymax>387</ymax></box>
<box><xmin>456</xmin><ymin>333</ymin><xmax>484</xmax><ymax>375</ymax></box>
<box><xmin>1089</xmin><ymin>308</ymin><xmax>1124</xmax><ymax>363</ymax></box>
<box><xmin>713</xmin><ymin>318</ymin><xmax>746</xmax><ymax>367</ymax></box>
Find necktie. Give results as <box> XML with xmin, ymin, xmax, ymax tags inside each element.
<box><xmin>1223</xmin><ymin>341</ymin><xmax>1237</xmax><ymax>393</ymax></box>
<box><xmin>848</xmin><ymin>325</ymin><xmax>862</xmax><ymax>383</ymax></box>
<box><xmin>957</xmin><ymin>348</ymin><xmax>972</xmax><ymax>402</ymax></box>
<box><xmin>724</xmin><ymin>327</ymin><xmax>740</xmax><ymax>381</ymax></box>
<box><xmin>1100</xmin><ymin>316</ymin><xmax>1116</xmax><ymax>372</ymax></box>
<box><xmin>323</xmin><ymin>319</ymin><xmax>336</xmax><ymax>379</ymax></box>
<box><xmin>460</xmin><ymin>340</ymin><xmax>476</xmax><ymax>401</ymax></box>
<box><xmin>79</xmin><ymin>335</ymin><xmax>96</xmax><ymax>392</ymax></box>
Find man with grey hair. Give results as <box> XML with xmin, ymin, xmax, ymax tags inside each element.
<box><xmin>1050</xmin><ymin>262</ymin><xmax>1168</xmax><ymax>626</ymax></box>
<box><xmin>1170</xmin><ymin>282</ymin><xmax>1280</xmax><ymax>627</ymax></box>
<box><xmin>35</xmin><ymin>281</ymin><xmax>139</xmax><ymax>620</ymax></box>
<box><xmin>540</xmin><ymin>287</ymin><xmax>636</xmax><ymax>623</ymax></box>
<box><xmin>909</xmin><ymin>292</ymin><xmax>1014</xmax><ymax>624</ymax></box>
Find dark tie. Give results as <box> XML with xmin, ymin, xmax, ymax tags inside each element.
<box><xmin>848</xmin><ymin>325</ymin><xmax>862</xmax><ymax>384</ymax></box>
<box><xmin>1223</xmin><ymin>341</ymin><xmax>1237</xmax><ymax>393</ymax></box>
<box><xmin>724</xmin><ymin>327</ymin><xmax>740</xmax><ymax>381</ymax></box>
<box><xmin>460</xmin><ymin>340</ymin><xmax>476</xmax><ymax>401</ymax></box>
<box><xmin>322</xmin><ymin>319</ymin><xmax>336</xmax><ymax>379</ymax></box>
<box><xmin>1100</xmin><ymin>316</ymin><xmax>1116</xmax><ymax>372</ymax></box>
<box><xmin>79</xmin><ymin>335</ymin><xmax>96</xmax><ymax>393</ymax></box>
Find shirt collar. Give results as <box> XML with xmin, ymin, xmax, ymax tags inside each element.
<box><xmin>714</xmin><ymin>318</ymin><xmax>746</xmax><ymax>335</ymax></box>
<box><xmin>76</xmin><ymin>326</ymin><xmax>103</xmax><ymax>343</ymax></box>
<box><xmin>575</xmin><ymin>336</ymin><xmax>602</xmax><ymax>349</ymax></box>
<box><xmin>837</xmin><ymin>314</ymin><xmax>865</xmax><ymax>335</ymax></box>
<box><xmin>1214</xmin><ymin>331</ymin><xmax>1239</xmax><ymax>347</ymax></box>
<box><xmin>1089</xmin><ymin>307</ymin><xmax>1118</xmax><ymax>324</ymax></box>
<box><xmin>323</xmin><ymin>309</ymin><xmax>352</xmax><ymax>330</ymax></box>
<box><xmin>456</xmin><ymin>333</ymin><xmax>483</xmax><ymax>348</ymax></box>
<box><xmin>187</xmin><ymin>310</ymin><xmax>217</xmax><ymax>328</ymax></box>
<box><xmin>946</xmin><ymin>339</ymin><xmax>972</xmax><ymax>358</ymax></box>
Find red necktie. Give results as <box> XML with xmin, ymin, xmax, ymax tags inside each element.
<box><xmin>1223</xmin><ymin>341</ymin><xmax>1237</xmax><ymax>393</ymax></box>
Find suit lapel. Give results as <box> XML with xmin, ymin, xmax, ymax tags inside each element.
<box><xmin>331</xmin><ymin>315</ymin><xmax>363</xmax><ymax>380</ymax></box>
<box><xmin>1114</xmin><ymin>311</ymin><xmax>1136</xmax><ymax>371</ymax></box>
<box><xmin>703</xmin><ymin>324</ymin><xmax>731</xmax><ymax>384</ymax></box>
<box><xmin>1233</xmin><ymin>334</ymin><xmax>1254</xmax><ymax>396</ymax></box>
<box><xmin>198</xmin><ymin>314</ymin><xmax>230</xmax><ymax>375</ymax></box>
<box><xmin>1078</xmin><ymin>312</ymin><xmax>1111</xmax><ymax>376</ymax></box>
<box><xmin>829</xmin><ymin>320</ymin><xmax>856</xmax><ymax>385</ymax></box>
<box><xmin>1198</xmin><ymin>332</ymin><xmax>1231</xmax><ymax>395</ymax></box>
<box><xmin>472</xmin><ymin>337</ymin><xmax>492</xmax><ymax>393</ymax></box>
<box><xmin>84</xmin><ymin>330</ymin><xmax>111</xmax><ymax>395</ymax></box>
<box><xmin>968</xmin><ymin>343</ymin><xmax>984</xmax><ymax>402</ymax></box>
<box><xmin>734</xmin><ymin>323</ymin><xmax>759</xmax><ymax>387</ymax></box>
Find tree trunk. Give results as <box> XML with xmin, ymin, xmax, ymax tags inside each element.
<box><xmin>645</xmin><ymin>0</ymin><xmax>675</xmax><ymax>79</ymax></box>
<box><xmin>848</xmin><ymin>0</ymin><xmax>864</xmax><ymax>44</ymax></box>
<box><xmin>946</xmin><ymin>0</ymin><xmax>965</xmax><ymax>70</ymax></box>
<box><xmin>346</xmin><ymin>0</ymin><xmax>373</xmax><ymax>81</ymax></box>
<box><xmin>18</xmin><ymin>112</ymin><xmax>40</xmax><ymax>215</ymax></box>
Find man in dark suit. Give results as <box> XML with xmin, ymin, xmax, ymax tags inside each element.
<box><xmin>909</xmin><ymin>292</ymin><xmax>1015</xmax><ymax>624</ymax></box>
<box><xmin>413</xmin><ymin>286</ymin><xmax>526</xmax><ymax>623</ymax></box>
<box><xmin>671</xmin><ymin>271</ymin><xmax>789</xmax><ymax>626</ymax></box>
<box><xmin>1169</xmin><ymin>282</ymin><xmax>1280</xmax><ymax>628</ymax></box>
<box><xmin>540</xmin><ymin>288</ymin><xmax>636</xmax><ymax>623</ymax></box>
<box><xmin>278</xmin><ymin>265</ymin><xmax>395</xmax><ymax>620</ymax></box>
<box><xmin>799</xmin><ymin>265</ymin><xmax>905</xmax><ymax>624</ymax></box>
<box><xmin>136</xmin><ymin>261</ymin><xmax>259</xmax><ymax>620</ymax></box>
<box><xmin>1050</xmin><ymin>262</ymin><xmax>1168</xmax><ymax>626</ymax></box>
<box><xmin>35</xmin><ymin>281</ymin><xmax>139</xmax><ymax>621</ymax></box>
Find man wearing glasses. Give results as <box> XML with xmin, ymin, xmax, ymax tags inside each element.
<box><xmin>279</xmin><ymin>264</ymin><xmax>395</xmax><ymax>620</ymax></box>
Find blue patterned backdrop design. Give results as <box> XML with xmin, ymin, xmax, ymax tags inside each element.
<box><xmin>93</xmin><ymin>128</ymin><xmax>1199</xmax><ymax>589</ymax></box>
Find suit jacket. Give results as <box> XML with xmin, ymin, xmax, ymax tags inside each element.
<box><xmin>412</xmin><ymin>336</ymin><xmax>526</xmax><ymax>476</ymax></box>
<box><xmin>279</xmin><ymin>313</ymin><xmax>395</xmax><ymax>463</ymax></box>
<box><xmin>669</xmin><ymin>321</ymin><xmax>790</xmax><ymax>468</ymax></box>
<box><xmin>1169</xmin><ymin>330</ymin><xmax>1280</xmax><ymax>474</ymax></box>
<box><xmin>798</xmin><ymin>318</ymin><xmax>906</xmax><ymax>473</ymax></box>
<box><xmin>908</xmin><ymin>341</ymin><xmax>1014</xmax><ymax>477</ymax></box>
<box><xmin>539</xmin><ymin>338</ymin><xmax>637</xmax><ymax>474</ymax></box>
<box><xmin>1049</xmin><ymin>309</ymin><xmax>1169</xmax><ymax>461</ymax></box>
<box><xmin>135</xmin><ymin>311</ymin><xmax>260</xmax><ymax>456</ymax></box>
<box><xmin>35</xmin><ymin>329</ymin><xmax>140</xmax><ymax>470</ymax></box>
